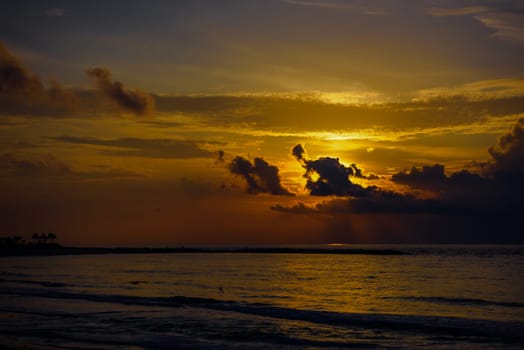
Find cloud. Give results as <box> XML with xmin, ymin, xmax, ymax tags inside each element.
<box><xmin>486</xmin><ymin>117</ymin><xmax>524</xmax><ymax>175</ymax></box>
<box><xmin>1</xmin><ymin>42</ymin><xmax>45</xmax><ymax>99</ymax></box>
<box><xmin>0</xmin><ymin>41</ymin><xmax>78</xmax><ymax>115</ymax></box>
<box><xmin>302</xmin><ymin>156</ymin><xmax>370</xmax><ymax>196</ymax></box>
<box><xmin>136</xmin><ymin>120</ymin><xmax>184</xmax><ymax>129</ymax></box>
<box><xmin>0</xmin><ymin>140</ymin><xmax>37</xmax><ymax>151</ymax></box>
<box><xmin>0</xmin><ymin>153</ymin><xmax>71</xmax><ymax>177</ymax></box>
<box><xmin>391</xmin><ymin>164</ymin><xmax>488</xmax><ymax>206</ymax></box>
<box><xmin>275</xmin><ymin>118</ymin><xmax>524</xmax><ymax>221</ymax></box>
<box><xmin>272</xmin><ymin>119</ymin><xmax>524</xmax><ymax>243</ymax></box>
<box><xmin>86</xmin><ymin>67</ymin><xmax>155</xmax><ymax>116</ymax></box>
<box><xmin>474</xmin><ymin>12</ymin><xmax>524</xmax><ymax>44</ymax></box>
<box><xmin>282</xmin><ymin>0</ymin><xmax>357</xmax><ymax>11</ymax></box>
<box><xmin>391</xmin><ymin>164</ymin><xmax>482</xmax><ymax>190</ymax></box>
<box><xmin>270</xmin><ymin>202</ymin><xmax>316</xmax><ymax>214</ymax></box>
<box><xmin>271</xmin><ymin>194</ymin><xmax>457</xmax><ymax>215</ymax></box>
<box><xmin>0</xmin><ymin>152</ymin><xmax>141</xmax><ymax>180</ymax></box>
<box><xmin>291</xmin><ymin>144</ymin><xmax>306</xmax><ymax>161</ymax></box>
<box><xmin>426</xmin><ymin>1</ymin><xmax>524</xmax><ymax>44</ymax></box>
<box><xmin>51</xmin><ymin>136</ymin><xmax>215</xmax><ymax>159</ymax></box>
<box><xmin>389</xmin><ymin>118</ymin><xmax>524</xmax><ymax>214</ymax></box>
<box><xmin>226</xmin><ymin>155</ymin><xmax>293</xmax><ymax>195</ymax></box>
<box><xmin>0</xmin><ymin>42</ymin><xmax>160</xmax><ymax>117</ymax></box>
<box><xmin>426</xmin><ymin>6</ymin><xmax>488</xmax><ymax>17</ymax></box>
<box><xmin>281</xmin><ymin>0</ymin><xmax>386</xmax><ymax>14</ymax></box>
<box><xmin>272</xmin><ymin>200</ymin><xmax>521</xmax><ymax>243</ymax></box>
<box><xmin>217</xmin><ymin>150</ymin><xmax>225</xmax><ymax>162</ymax></box>
<box><xmin>414</xmin><ymin>78</ymin><xmax>524</xmax><ymax>100</ymax></box>
<box><xmin>154</xmin><ymin>92</ymin><xmax>524</xmax><ymax>134</ymax></box>
<box><xmin>292</xmin><ymin>144</ymin><xmax>378</xmax><ymax>196</ymax></box>
<box><xmin>392</xmin><ymin>118</ymin><xmax>524</xmax><ymax>189</ymax></box>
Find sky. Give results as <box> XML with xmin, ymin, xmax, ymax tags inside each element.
<box><xmin>1</xmin><ymin>0</ymin><xmax>524</xmax><ymax>246</ymax></box>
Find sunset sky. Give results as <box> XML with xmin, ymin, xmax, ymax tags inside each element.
<box><xmin>1</xmin><ymin>0</ymin><xmax>523</xmax><ymax>245</ymax></box>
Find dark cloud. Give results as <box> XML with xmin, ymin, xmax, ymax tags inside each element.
<box><xmin>0</xmin><ymin>41</ymin><xmax>78</xmax><ymax>116</ymax></box>
<box><xmin>272</xmin><ymin>120</ymin><xmax>524</xmax><ymax>243</ymax></box>
<box><xmin>226</xmin><ymin>155</ymin><xmax>293</xmax><ymax>195</ymax></box>
<box><xmin>486</xmin><ymin>117</ymin><xmax>524</xmax><ymax>175</ymax></box>
<box><xmin>285</xmin><ymin>119</ymin><xmax>524</xmax><ymax>214</ymax></box>
<box><xmin>217</xmin><ymin>150</ymin><xmax>225</xmax><ymax>162</ymax></box>
<box><xmin>271</xmin><ymin>194</ymin><xmax>459</xmax><ymax>215</ymax></box>
<box><xmin>291</xmin><ymin>143</ymin><xmax>306</xmax><ymax>161</ymax></box>
<box><xmin>0</xmin><ymin>42</ymin><xmax>44</xmax><ymax>98</ymax></box>
<box><xmin>286</xmin><ymin>143</ymin><xmax>452</xmax><ymax>212</ymax></box>
<box><xmin>51</xmin><ymin>136</ymin><xmax>215</xmax><ymax>159</ymax></box>
<box><xmin>292</xmin><ymin>144</ymin><xmax>379</xmax><ymax>196</ymax></box>
<box><xmin>0</xmin><ymin>42</ymin><xmax>160</xmax><ymax>117</ymax></box>
<box><xmin>391</xmin><ymin>119</ymin><xmax>524</xmax><ymax>207</ymax></box>
<box><xmin>86</xmin><ymin>67</ymin><xmax>155</xmax><ymax>116</ymax></box>
<box><xmin>392</xmin><ymin>164</ymin><xmax>448</xmax><ymax>190</ymax></box>
<box><xmin>380</xmin><ymin>119</ymin><xmax>524</xmax><ymax>215</ymax></box>
<box><xmin>350</xmin><ymin>162</ymin><xmax>379</xmax><ymax>179</ymax></box>
<box><xmin>392</xmin><ymin>164</ymin><xmax>486</xmax><ymax>193</ymax></box>
<box><xmin>273</xmin><ymin>202</ymin><xmax>522</xmax><ymax>243</ymax></box>
<box><xmin>0</xmin><ymin>42</ymin><xmax>80</xmax><ymax>117</ymax></box>
<box><xmin>303</xmin><ymin>156</ymin><xmax>369</xmax><ymax>196</ymax></box>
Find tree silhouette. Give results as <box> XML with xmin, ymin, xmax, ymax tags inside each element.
<box><xmin>47</xmin><ymin>233</ymin><xmax>57</xmax><ymax>244</ymax></box>
<box><xmin>32</xmin><ymin>232</ymin><xmax>41</xmax><ymax>244</ymax></box>
<box><xmin>0</xmin><ymin>235</ymin><xmax>25</xmax><ymax>247</ymax></box>
<box><xmin>28</xmin><ymin>232</ymin><xmax>59</xmax><ymax>246</ymax></box>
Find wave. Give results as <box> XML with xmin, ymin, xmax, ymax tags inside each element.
<box><xmin>0</xmin><ymin>277</ymin><xmax>69</xmax><ymax>288</ymax></box>
<box><xmin>3</xmin><ymin>286</ymin><xmax>523</xmax><ymax>343</ymax></box>
<box><xmin>383</xmin><ymin>295</ymin><xmax>524</xmax><ymax>308</ymax></box>
<box><xmin>402</xmin><ymin>246</ymin><xmax>524</xmax><ymax>256</ymax></box>
<box><xmin>0</xmin><ymin>271</ymin><xmax>31</xmax><ymax>278</ymax></box>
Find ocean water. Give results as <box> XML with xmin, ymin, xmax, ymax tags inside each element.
<box><xmin>1</xmin><ymin>245</ymin><xmax>523</xmax><ymax>349</ymax></box>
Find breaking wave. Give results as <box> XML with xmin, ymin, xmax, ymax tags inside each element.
<box><xmin>3</xmin><ymin>285</ymin><xmax>523</xmax><ymax>343</ymax></box>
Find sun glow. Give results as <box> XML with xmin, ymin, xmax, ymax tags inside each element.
<box><xmin>316</xmin><ymin>91</ymin><xmax>387</xmax><ymax>105</ymax></box>
<box><xmin>322</xmin><ymin>133</ymin><xmax>372</xmax><ymax>141</ymax></box>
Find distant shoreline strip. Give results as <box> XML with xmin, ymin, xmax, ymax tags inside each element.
<box><xmin>0</xmin><ymin>247</ymin><xmax>408</xmax><ymax>257</ymax></box>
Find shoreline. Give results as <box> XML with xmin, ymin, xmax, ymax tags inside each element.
<box><xmin>0</xmin><ymin>246</ymin><xmax>408</xmax><ymax>257</ymax></box>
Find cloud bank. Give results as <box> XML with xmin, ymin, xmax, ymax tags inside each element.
<box><xmin>272</xmin><ymin>118</ymin><xmax>524</xmax><ymax>240</ymax></box>
<box><xmin>51</xmin><ymin>136</ymin><xmax>215</xmax><ymax>159</ymax></box>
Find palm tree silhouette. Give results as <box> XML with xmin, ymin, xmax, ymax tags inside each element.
<box><xmin>32</xmin><ymin>232</ymin><xmax>41</xmax><ymax>244</ymax></box>
<box><xmin>47</xmin><ymin>233</ymin><xmax>57</xmax><ymax>244</ymax></box>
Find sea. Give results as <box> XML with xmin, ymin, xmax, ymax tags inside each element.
<box><xmin>1</xmin><ymin>245</ymin><xmax>523</xmax><ymax>349</ymax></box>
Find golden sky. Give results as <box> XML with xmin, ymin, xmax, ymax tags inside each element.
<box><xmin>1</xmin><ymin>1</ymin><xmax>524</xmax><ymax>245</ymax></box>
